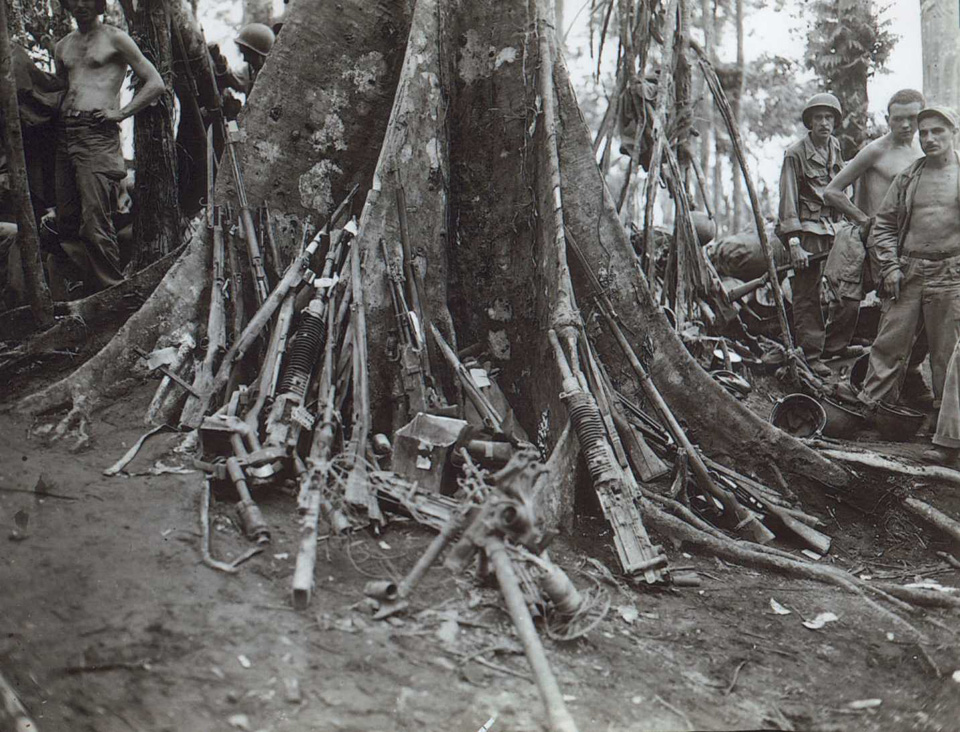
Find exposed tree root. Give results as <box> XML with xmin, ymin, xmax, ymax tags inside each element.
<box><xmin>639</xmin><ymin>497</ymin><xmax>931</xmax><ymax>639</ymax></box>
<box><xmin>820</xmin><ymin>448</ymin><xmax>960</xmax><ymax>488</ymax></box>
<box><xmin>903</xmin><ymin>498</ymin><xmax>960</xmax><ymax>545</ymax></box>
<box><xmin>13</xmin><ymin>233</ymin><xmax>209</xmax><ymax>419</ymax></box>
<box><xmin>872</xmin><ymin>582</ymin><xmax>960</xmax><ymax>610</ymax></box>
<box><xmin>0</xmin><ymin>245</ymin><xmax>183</xmax><ymax>343</ymax></box>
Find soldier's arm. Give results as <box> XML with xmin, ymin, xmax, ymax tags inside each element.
<box><xmin>53</xmin><ymin>39</ymin><xmax>69</xmax><ymax>89</ymax></box>
<box><xmin>823</xmin><ymin>142</ymin><xmax>882</xmax><ymax>225</ymax></box>
<box><xmin>777</xmin><ymin>154</ymin><xmax>803</xmax><ymax>238</ymax></box>
<box><xmin>97</xmin><ymin>29</ymin><xmax>165</xmax><ymax>122</ymax></box>
<box><xmin>871</xmin><ymin>173</ymin><xmax>904</xmax><ymax>282</ymax></box>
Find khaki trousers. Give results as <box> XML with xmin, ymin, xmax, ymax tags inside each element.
<box><xmin>860</xmin><ymin>254</ymin><xmax>960</xmax><ymax>408</ymax></box>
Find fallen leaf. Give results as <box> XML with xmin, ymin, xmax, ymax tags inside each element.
<box><xmin>848</xmin><ymin>699</ymin><xmax>882</xmax><ymax>710</ymax></box>
<box><xmin>227</xmin><ymin>713</ymin><xmax>250</xmax><ymax>730</ymax></box>
<box><xmin>435</xmin><ymin>616</ymin><xmax>459</xmax><ymax>645</ymax></box>
<box><xmin>769</xmin><ymin>598</ymin><xmax>791</xmax><ymax>615</ymax></box>
<box><xmin>618</xmin><ymin>605</ymin><xmax>640</xmax><ymax>624</ymax></box>
<box><xmin>802</xmin><ymin>612</ymin><xmax>839</xmax><ymax>630</ymax></box>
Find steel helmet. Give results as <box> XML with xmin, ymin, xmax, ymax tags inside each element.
<box><xmin>236</xmin><ymin>23</ymin><xmax>276</xmax><ymax>58</ymax></box>
<box><xmin>691</xmin><ymin>211</ymin><xmax>717</xmax><ymax>246</ymax></box>
<box><xmin>801</xmin><ymin>93</ymin><xmax>842</xmax><ymax>129</ymax></box>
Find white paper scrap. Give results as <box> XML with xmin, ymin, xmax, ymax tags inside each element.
<box><xmin>769</xmin><ymin>598</ymin><xmax>791</xmax><ymax>615</ymax></box>
<box><xmin>802</xmin><ymin>612</ymin><xmax>839</xmax><ymax>630</ymax></box>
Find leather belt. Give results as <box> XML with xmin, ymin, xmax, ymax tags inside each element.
<box><xmin>62</xmin><ymin>109</ymin><xmax>99</xmax><ymax>119</ymax></box>
<box><xmin>902</xmin><ymin>250</ymin><xmax>960</xmax><ymax>262</ymax></box>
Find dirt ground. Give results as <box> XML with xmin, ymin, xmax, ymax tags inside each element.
<box><xmin>1</xmin><ymin>381</ymin><xmax>959</xmax><ymax>732</ymax></box>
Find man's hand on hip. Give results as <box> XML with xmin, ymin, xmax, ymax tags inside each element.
<box><xmin>788</xmin><ymin>237</ymin><xmax>809</xmax><ymax>270</ymax></box>
<box><xmin>92</xmin><ymin>109</ymin><xmax>124</xmax><ymax>124</ymax></box>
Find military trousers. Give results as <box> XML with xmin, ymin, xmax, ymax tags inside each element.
<box><xmin>790</xmin><ymin>232</ymin><xmax>858</xmax><ymax>361</ymax></box>
<box><xmin>55</xmin><ymin>115</ymin><xmax>126</xmax><ymax>293</ymax></box>
<box><xmin>860</xmin><ymin>253</ymin><xmax>960</xmax><ymax>408</ymax></box>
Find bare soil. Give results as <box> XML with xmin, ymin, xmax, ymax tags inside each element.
<box><xmin>3</xmin><ymin>381</ymin><xmax>960</xmax><ymax>732</ymax></box>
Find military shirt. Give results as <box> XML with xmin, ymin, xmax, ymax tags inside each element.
<box><xmin>777</xmin><ymin>133</ymin><xmax>844</xmax><ymax>239</ymax></box>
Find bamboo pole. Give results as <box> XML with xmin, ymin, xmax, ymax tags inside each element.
<box><xmin>641</xmin><ymin>0</ymin><xmax>678</xmax><ymax>285</ymax></box>
<box><xmin>695</xmin><ymin>48</ymin><xmax>797</xmax><ymax>380</ymax></box>
<box><xmin>0</xmin><ymin>5</ymin><xmax>54</xmax><ymax>327</ymax></box>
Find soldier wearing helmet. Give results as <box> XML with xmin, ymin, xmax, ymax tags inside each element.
<box><xmin>210</xmin><ymin>22</ymin><xmax>275</xmax><ymax>115</ymax></box>
<box><xmin>776</xmin><ymin>92</ymin><xmax>855</xmax><ymax>378</ymax></box>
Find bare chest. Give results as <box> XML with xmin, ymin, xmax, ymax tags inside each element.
<box><xmin>913</xmin><ymin>165</ymin><xmax>960</xmax><ymax>212</ymax></box>
<box><xmin>874</xmin><ymin>146</ymin><xmax>923</xmax><ymax>182</ymax></box>
<box><xmin>61</xmin><ymin>32</ymin><xmax>121</xmax><ymax>76</ymax></box>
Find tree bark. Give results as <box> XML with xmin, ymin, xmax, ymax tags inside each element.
<box><xmin>730</xmin><ymin>0</ymin><xmax>744</xmax><ymax>231</ymax></box>
<box><xmin>698</xmin><ymin>0</ymin><xmax>713</xmax><ymax>213</ymax></box>
<box><xmin>224</xmin><ymin>0</ymin><xmax>413</xmax><ymax>260</ymax></box>
<box><xmin>920</xmin><ymin>0</ymin><xmax>960</xmax><ymax>111</ymax></box>
<box><xmin>122</xmin><ymin>0</ymin><xmax>180</xmax><ymax>270</ymax></box>
<box><xmin>0</xmin><ymin>0</ymin><xmax>53</xmax><ymax>327</ymax></box>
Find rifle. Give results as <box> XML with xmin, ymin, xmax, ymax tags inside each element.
<box><xmin>565</xmin><ymin>231</ymin><xmax>774</xmax><ymax>545</ymax></box>
<box><xmin>224</xmin><ymin>120</ymin><xmax>270</xmax><ymax>305</ymax></box>
<box><xmin>179</xmin><ymin>186</ymin><xmax>359</xmax><ymax>428</ymax></box>
<box><xmin>430</xmin><ymin>323</ymin><xmax>523</xmax><ymax>445</ymax></box>
<box><xmin>181</xmin><ymin>128</ymin><xmax>228</xmax><ymax>420</ymax></box>
<box><xmin>380</xmin><ymin>237</ymin><xmax>429</xmax><ymax>416</ymax></box>
<box><xmin>726</xmin><ymin>250</ymin><xmax>830</xmax><ymax>303</ymax></box>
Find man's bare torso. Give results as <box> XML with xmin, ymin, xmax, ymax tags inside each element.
<box><xmin>855</xmin><ymin>136</ymin><xmax>923</xmax><ymax>217</ymax></box>
<box><xmin>57</xmin><ymin>25</ymin><xmax>128</xmax><ymax>113</ymax></box>
<box><xmin>902</xmin><ymin>159</ymin><xmax>960</xmax><ymax>255</ymax></box>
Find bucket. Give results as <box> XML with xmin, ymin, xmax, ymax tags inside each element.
<box><xmin>770</xmin><ymin>394</ymin><xmax>827</xmax><ymax>438</ymax></box>
<box><xmin>875</xmin><ymin>403</ymin><xmax>925</xmax><ymax>442</ymax></box>
<box><xmin>820</xmin><ymin>398</ymin><xmax>866</xmax><ymax>439</ymax></box>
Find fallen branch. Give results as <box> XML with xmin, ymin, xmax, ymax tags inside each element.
<box><xmin>903</xmin><ymin>498</ymin><xmax>960</xmax><ymax>545</ymax></box>
<box><xmin>819</xmin><ymin>449</ymin><xmax>960</xmax><ymax>488</ymax></box>
<box><xmin>638</xmin><ymin>497</ymin><xmax>927</xmax><ymax>639</ymax></box>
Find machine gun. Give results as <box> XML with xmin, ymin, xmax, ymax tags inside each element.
<box><xmin>381</xmin><ymin>237</ymin><xmax>430</xmax><ymax>417</ymax></box>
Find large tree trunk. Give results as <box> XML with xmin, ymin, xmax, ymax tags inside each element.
<box><xmin>122</xmin><ymin>0</ymin><xmax>181</xmax><ymax>269</ymax></box>
<box><xmin>920</xmin><ymin>0</ymin><xmax>960</xmax><ymax>111</ymax></box>
<box><xmin>227</xmin><ymin>0</ymin><xmax>413</xmax><ymax>260</ymax></box>
<box><xmin>17</xmin><ymin>0</ymin><xmax>848</xmax><ymax>532</ymax></box>
<box><xmin>0</xmin><ymin>0</ymin><xmax>53</xmax><ymax>327</ymax></box>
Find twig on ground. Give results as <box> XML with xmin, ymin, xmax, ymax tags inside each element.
<box><xmin>724</xmin><ymin>659</ymin><xmax>748</xmax><ymax>696</ymax></box>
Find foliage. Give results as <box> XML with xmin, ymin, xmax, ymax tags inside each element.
<box><xmin>5</xmin><ymin>0</ymin><xmax>72</xmax><ymax>68</ymax></box>
<box><xmin>738</xmin><ymin>54</ymin><xmax>817</xmax><ymax>144</ymax></box>
<box><xmin>804</xmin><ymin>0</ymin><xmax>897</xmax><ymax>157</ymax></box>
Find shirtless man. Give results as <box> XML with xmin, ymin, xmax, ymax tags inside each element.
<box><xmin>54</xmin><ymin>0</ymin><xmax>163</xmax><ymax>292</ymax></box>
<box><xmin>856</xmin><ymin>107</ymin><xmax>960</xmax><ymax>434</ymax></box>
<box><xmin>824</xmin><ymin>89</ymin><xmax>931</xmax><ymax>405</ymax></box>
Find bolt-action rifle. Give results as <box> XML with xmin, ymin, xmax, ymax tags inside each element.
<box><xmin>380</xmin><ymin>237</ymin><xmax>429</xmax><ymax>417</ymax></box>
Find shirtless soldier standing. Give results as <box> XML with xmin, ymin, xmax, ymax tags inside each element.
<box><xmin>55</xmin><ymin>0</ymin><xmax>163</xmax><ymax>292</ymax></box>
<box><xmin>857</xmin><ymin>107</ymin><xmax>960</xmax><ymax>433</ymax></box>
<box><xmin>824</xmin><ymin>89</ymin><xmax>932</xmax><ymax>406</ymax></box>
